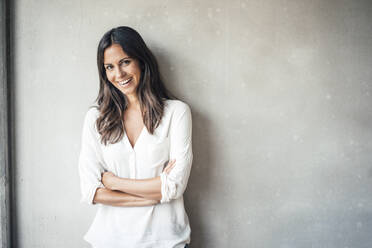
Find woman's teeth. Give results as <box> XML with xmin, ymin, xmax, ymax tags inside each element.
<box><xmin>119</xmin><ymin>78</ymin><xmax>131</xmax><ymax>86</ymax></box>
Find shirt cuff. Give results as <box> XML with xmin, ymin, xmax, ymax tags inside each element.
<box><xmin>80</xmin><ymin>181</ymin><xmax>105</xmax><ymax>205</ymax></box>
<box><xmin>160</xmin><ymin>172</ymin><xmax>177</xmax><ymax>203</ymax></box>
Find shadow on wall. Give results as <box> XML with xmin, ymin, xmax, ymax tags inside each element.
<box><xmin>185</xmin><ymin>109</ymin><xmax>215</xmax><ymax>248</ymax></box>
<box><xmin>155</xmin><ymin>44</ymin><xmax>215</xmax><ymax>247</ymax></box>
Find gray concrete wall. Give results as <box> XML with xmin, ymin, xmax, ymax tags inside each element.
<box><xmin>13</xmin><ymin>0</ymin><xmax>372</xmax><ymax>247</ymax></box>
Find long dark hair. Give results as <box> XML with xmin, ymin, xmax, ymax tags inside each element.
<box><xmin>95</xmin><ymin>26</ymin><xmax>174</xmax><ymax>145</ymax></box>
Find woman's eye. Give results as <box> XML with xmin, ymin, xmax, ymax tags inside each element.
<box><xmin>122</xmin><ymin>60</ymin><xmax>131</xmax><ymax>65</ymax></box>
<box><xmin>105</xmin><ymin>65</ymin><xmax>113</xmax><ymax>70</ymax></box>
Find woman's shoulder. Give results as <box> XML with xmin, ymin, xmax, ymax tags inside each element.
<box><xmin>83</xmin><ymin>106</ymin><xmax>100</xmax><ymax>126</ymax></box>
<box><xmin>164</xmin><ymin>99</ymin><xmax>191</xmax><ymax>113</ymax></box>
<box><xmin>85</xmin><ymin>106</ymin><xmax>99</xmax><ymax>117</ymax></box>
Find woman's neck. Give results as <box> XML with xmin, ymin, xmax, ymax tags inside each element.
<box><xmin>126</xmin><ymin>94</ymin><xmax>140</xmax><ymax>110</ymax></box>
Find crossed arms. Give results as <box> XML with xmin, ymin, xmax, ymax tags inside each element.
<box><xmin>92</xmin><ymin>160</ymin><xmax>176</xmax><ymax>207</ymax></box>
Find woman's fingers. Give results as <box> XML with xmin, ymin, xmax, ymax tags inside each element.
<box><xmin>101</xmin><ymin>171</ymin><xmax>114</xmax><ymax>178</ymax></box>
<box><xmin>145</xmin><ymin>199</ymin><xmax>160</xmax><ymax>206</ymax></box>
<box><xmin>163</xmin><ymin>159</ymin><xmax>176</xmax><ymax>174</ymax></box>
<box><xmin>163</xmin><ymin>161</ymin><xmax>172</xmax><ymax>174</ymax></box>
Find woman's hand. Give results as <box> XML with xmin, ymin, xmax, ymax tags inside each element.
<box><xmin>163</xmin><ymin>159</ymin><xmax>176</xmax><ymax>174</ymax></box>
<box><xmin>101</xmin><ymin>171</ymin><xmax>118</xmax><ymax>190</ymax></box>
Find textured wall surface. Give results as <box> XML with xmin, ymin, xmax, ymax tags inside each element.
<box><xmin>13</xmin><ymin>0</ymin><xmax>372</xmax><ymax>247</ymax></box>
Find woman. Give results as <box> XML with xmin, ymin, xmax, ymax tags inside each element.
<box><xmin>78</xmin><ymin>26</ymin><xmax>193</xmax><ymax>248</ymax></box>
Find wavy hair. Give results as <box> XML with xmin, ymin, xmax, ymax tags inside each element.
<box><xmin>95</xmin><ymin>26</ymin><xmax>174</xmax><ymax>145</ymax></box>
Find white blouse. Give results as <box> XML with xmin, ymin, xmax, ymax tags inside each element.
<box><xmin>78</xmin><ymin>99</ymin><xmax>193</xmax><ymax>248</ymax></box>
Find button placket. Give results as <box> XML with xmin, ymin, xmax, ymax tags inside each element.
<box><xmin>129</xmin><ymin>151</ymin><xmax>136</xmax><ymax>179</ymax></box>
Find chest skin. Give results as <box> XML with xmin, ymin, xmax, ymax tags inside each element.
<box><xmin>123</xmin><ymin>107</ymin><xmax>144</xmax><ymax>148</ymax></box>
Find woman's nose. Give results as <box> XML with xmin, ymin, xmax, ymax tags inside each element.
<box><xmin>115</xmin><ymin>67</ymin><xmax>126</xmax><ymax>78</ymax></box>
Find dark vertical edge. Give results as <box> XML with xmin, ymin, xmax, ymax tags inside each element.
<box><xmin>8</xmin><ymin>0</ymin><xmax>17</xmax><ymax>247</ymax></box>
<box><xmin>0</xmin><ymin>0</ymin><xmax>11</xmax><ymax>247</ymax></box>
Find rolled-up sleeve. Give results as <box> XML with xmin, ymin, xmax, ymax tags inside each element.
<box><xmin>78</xmin><ymin>108</ymin><xmax>105</xmax><ymax>205</ymax></box>
<box><xmin>160</xmin><ymin>102</ymin><xmax>193</xmax><ymax>203</ymax></box>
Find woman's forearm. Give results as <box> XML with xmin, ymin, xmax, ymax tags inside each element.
<box><xmin>93</xmin><ymin>187</ymin><xmax>159</xmax><ymax>207</ymax></box>
<box><xmin>101</xmin><ymin>160</ymin><xmax>176</xmax><ymax>201</ymax></box>
<box><xmin>111</xmin><ymin>176</ymin><xmax>162</xmax><ymax>201</ymax></box>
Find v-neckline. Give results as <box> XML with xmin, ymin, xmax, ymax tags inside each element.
<box><xmin>124</xmin><ymin>125</ymin><xmax>145</xmax><ymax>150</ymax></box>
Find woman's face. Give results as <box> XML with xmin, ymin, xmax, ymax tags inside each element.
<box><xmin>103</xmin><ymin>43</ymin><xmax>141</xmax><ymax>98</ymax></box>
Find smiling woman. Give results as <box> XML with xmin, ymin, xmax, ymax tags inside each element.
<box><xmin>78</xmin><ymin>26</ymin><xmax>193</xmax><ymax>248</ymax></box>
<box><xmin>103</xmin><ymin>44</ymin><xmax>141</xmax><ymax>98</ymax></box>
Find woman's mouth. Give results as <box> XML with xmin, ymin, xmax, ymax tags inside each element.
<box><xmin>119</xmin><ymin>78</ymin><xmax>132</xmax><ymax>86</ymax></box>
